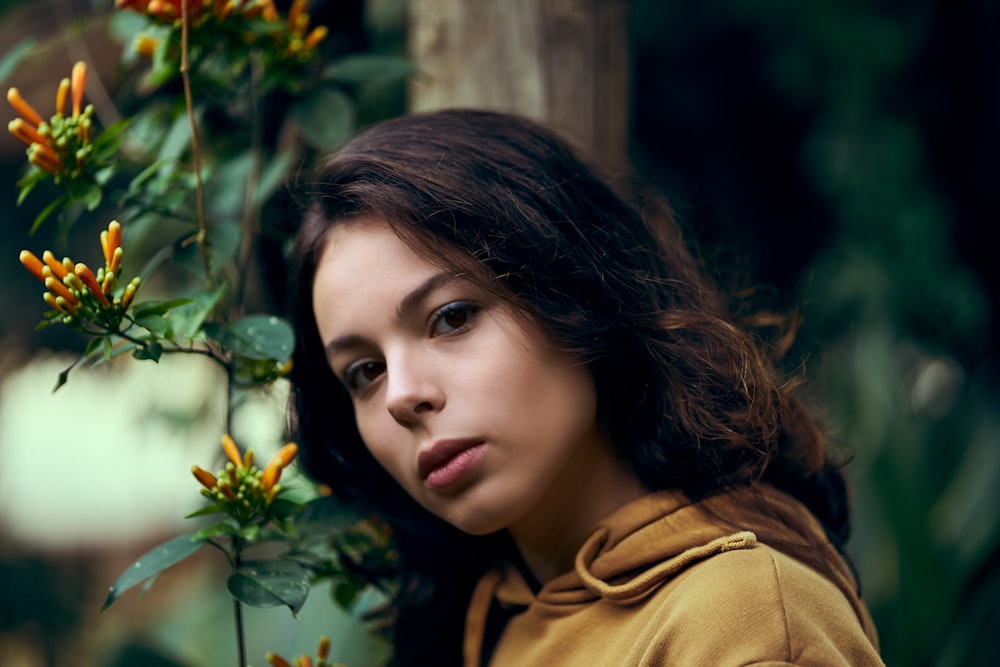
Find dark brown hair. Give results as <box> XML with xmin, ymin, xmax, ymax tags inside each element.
<box><xmin>287</xmin><ymin>108</ymin><xmax>850</xmax><ymax>666</ymax></box>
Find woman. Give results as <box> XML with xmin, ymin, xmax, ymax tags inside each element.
<box><xmin>287</xmin><ymin>109</ymin><xmax>883</xmax><ymax>666</ymax></box>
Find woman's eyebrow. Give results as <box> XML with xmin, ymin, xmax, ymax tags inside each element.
<box><xmin>323</xmin><ymin>271</ymin><xmax>458</xmax><ymax>359</ymax></box>
<box><xmin>395</xmin><ymin>271</ymin><xmax>458</xmax><ymax>321</ymax></box>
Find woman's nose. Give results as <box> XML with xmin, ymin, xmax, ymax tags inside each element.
<box><xmin>383</xmin><ymin>352</ymin><xmax>444</xmax><ymax>427</ymax></box>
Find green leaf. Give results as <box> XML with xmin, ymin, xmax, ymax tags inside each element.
<box><xmin>291</xmin><ymin>495</ymin><xmax>369</xmax><ymax>534</ymax></box>
<box><xmin>204</xmin><ymin>315</ymin><xmax>294</xmax><ymax>362</ymax></box>
<box><xmin>333</xmin><ymin>579</ymin><xmax>362</xmax><ymax>609</ymax></box>
<box><xmin>321</xmin><ymin>54</ymin><xmax>415</xmax><ymax>85</ymax></box>
<box><xmin>133</xmin><ymin>341</ymin><xmax>163</xmax><ymax>362</ymax></box>
<box><xmin>185</xmin><ymin>503</ymin><xmax>226</xmax><ymax>519</ymax></box>
<box><xmin>167</xmin><ymin>286</ymin><xmax>226</xmax><ymax>340</ymax></box>
<box><xmin>171</xmin><ymin>220</ymin><xmax>241</xmax><ymax>275</ymax></box>
<box><xmin>91</xmin><ymin>118</ymin><xmax>132</xmax><ymax>162</ymax></box>
<box><xmin>30</xmin><ymin>193</ymin><xmax>68</xmax><ymax>233</ymax></box>
<box><xmin>268</xmin><ymin>498</ymin><xmax>306</xmax><ymax>520</ymax></box>
<box><xmin>0</xmin><ymin>37</ymin><xmax>36</xmax><ymax>86</ymax></box>
<box><xmin>193</xmin><ymin>520</ymin><xmax>241</xmax><ymax>541</ymax></box>
<box><xmin>227</xmin><ymin>560</ymin><xmax>310</xmax><ymax>614</ymax></box>
<box><xmin>102</xmin><ymin>533</ymin><xmax>209</xmax><ymax>611</ymax></box>
<box><xmin>133</xmin><ymin>298</ymin><xmax>195</xmax><ymax>319</ymax></box>
<box><xmin>257</xmin><ymin>149</ymin><xmax>298</xmax><ymax>206</ymax></box>
<box><xmin>292</xmin><ymin>87</ymin><xmax>355</xmax><ymax>151</ymax></box>
<box><xmin>134</xmin><ymin>313</ymin><xmax>171</xmax><ymax>337</ymax></box>
<box><xmin>15</xmin><ymin>169</ymin><xmax>44</xmax><ymax>205</ymax></box>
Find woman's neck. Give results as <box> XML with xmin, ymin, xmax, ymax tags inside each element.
<box><xmin>507</xmin><ymin>447</ymin><xmax>647</xmax><ymax>584</ymax></box>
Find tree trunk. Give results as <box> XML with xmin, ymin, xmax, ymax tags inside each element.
<box><xmin>407</xmin><ymin>0</ymin><xmax>629</xmax><ymax>175</ymax></box>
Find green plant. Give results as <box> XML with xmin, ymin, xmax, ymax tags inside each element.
<box><xmin>5</xmin><ymin>1</ymin><xmax>410</xmax><ymax>664</ymax></box>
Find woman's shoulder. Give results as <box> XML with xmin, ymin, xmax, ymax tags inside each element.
<box><xmin>629</xmin><ymin>541</ymin><xmax>885</xmax><ymax>666</ymax></box>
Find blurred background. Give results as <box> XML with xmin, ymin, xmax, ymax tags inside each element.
<box><xmin>0</xmin><ymin>0</ymin><xmax>996</xmax><ymax>665</ymax></box>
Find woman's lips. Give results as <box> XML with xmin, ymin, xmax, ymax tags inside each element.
<box><xmin>418</xmin><ymin>439</ymin><xmax>485</xmax><ymax>490</ymax></box>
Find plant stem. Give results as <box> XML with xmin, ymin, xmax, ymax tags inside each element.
<box><xmin>180</xmin><ymin>0</ymin><xmax>213</xmax><ymax>288</ymax></box>
<box><xmin>232</xmin><ymin>536</ymin><xmax>247</xmax><ymax>667</ymax></box>
<box><xmin>236</xmin><ymin>52</ymin><xmax>262</xmax><ymax>310</ymax></box>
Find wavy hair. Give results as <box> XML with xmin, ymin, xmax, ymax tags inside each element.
<box><xmin>287</xmin><ymin>108</ymin><xmax>851</xmax><ymax>666</ymax></box>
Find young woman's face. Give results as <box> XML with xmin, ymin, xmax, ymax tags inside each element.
<box><xmin>311</xmin><ymin>217</ymin><xmax>621</xmax><ymax>538</ymax></box>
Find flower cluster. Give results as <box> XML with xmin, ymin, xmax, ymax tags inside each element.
<box><xmin>7</xmin><ymin>61</ymin><xmax>95</xmax><ymax>179</ymax></box>
<box><xmin>267</xmin><ymin>635</ymin><xmax>346</xmax><ymax>667</ymax></box>
<box><xmin>192</xmin><ymin>434</ymin><xmax>299</xmax><ymax>523</ymax></box>
<box><xmin>19</xmin><ymin>219</ymin><xmax>140</xmax><ymax>327</ymax></box>
<box><xmin>121</xmin><ymin>0</ymin><xmax>328</xmax><ymax>61</ymax></box>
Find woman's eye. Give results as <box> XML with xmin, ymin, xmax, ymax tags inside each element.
<box><xmin>430</xmin><ymin>301</ymin><xmax>479</xmax><ymax>336</ymax></box>
<box><xmin>344</xmin><ymin>360</ymin><xmax>386</xmax><ymax>392</ymax></box>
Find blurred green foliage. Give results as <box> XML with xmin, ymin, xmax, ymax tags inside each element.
<box><xmin>631</xmin><ymin>1</ymin><xmax>998</xmax><ymax>665</ymax></box>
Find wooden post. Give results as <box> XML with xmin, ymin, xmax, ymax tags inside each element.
<box><xmin>407</xmin><ymin>0</ymin><xmax>629</xmax><ymax>175</ymax></box>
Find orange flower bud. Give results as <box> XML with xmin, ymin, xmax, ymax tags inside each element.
<box><xmin>273</xmin><ymin>442</ymin><xmax>298</xmax><ymax>467</ymax></box>
<box><xmin>55</xmin><ymin>78</ymin><xmax>70</xmax><ymax>117</ymax></box>
<box><xmin>221</xmin><ymin>433</ymin><xmax>244</xmax><ymax>468</ymax></box>
<box><xmin>19</xmin><ymin>250</ymin><xmax>46</xmax><ymax>283</ymax></box>
<box><xmin>191</xmin><ymin>465</ymin><xmax>218</xmax><ymax>490</ymax></box>
<box><xmin>43</xmin><ymin>292</ymin><xmax>62</xmax><ymax>312</ymax></box>
<box><xmin>317</xmin><ymin>636</ymin><xmax>331</xmax><ymax>660</ymax></box>
<box><xmin>44</xmin><ymin>276</ymin><xmax>79</xmax><ymax>307</ymax></box>
<box><xmin>261</xmin><ymin>443</ymin><xmax>297</xmax><ymax>491</ymax></box>
<box><xmin>9</xmin><ymin>118</ymin><xmax>47</xmax><ymax>148</ymax></box>
<box><xmin>134</xmin><ymin>35</ymin><xmax>159</xmax><ymax>59</ymax></box>
<box><xmin>108</xmin><ymin>247</ymin><xmax>123</xmax><ymax>276</ymax></box>
<box><xmin>100</xmin><ymin>232</ymin><xmax>110</xmax><ymax>266</ymax></box>
<box><xmin>217</xmin><ymin>480</ymin><xmax>236</xmax><ymax>500</ymax></box>
<box><xmin>297</xmin><ymin>656</ymin><xmax>313</xmax><ymax>667</ymax></box>
<box><xmin>26</xmin><ymin>140</ymin><xmax>63</xmax><ymax>173</ymax></box>
<box><xmin>74</xmin><ymin>263</ymin><xmax>110</xmax><ymax>307</ymax></box>
<box><xmin>260</xmin><ymin>0</ymin><xmax>278</xmax><ymax>21</ymax></box>
<box><xmin>261</xmin><ymin>462</ymin><xmax>280</xmax><ymax>491</ymax></box>
<box><xmin>42</xmin><ymin>250</ymin><xmax>69</xmax><ymax>279</ymax></box>
<box><xmin>287</xmin><ymin>0</ymin><xmax>306</xmax><ymax>28</ymax></box>
<box><xmin>6</xmin><ymin>88</ymin><xmax>44</xmax><ymax>126</ymax></box>
<box><xmin>266</xmin><ymin>652</ymin><xmax>293</xmax><ymax>667</ymax></box>
<box><xmin>243</xmin><ymin>449</ymin><xmax>254</xmax><ymax>469</ymax></box>
<box><xmin>71</xmin><ymin>61</ymin><xmax>87</xmax><ymax>117</ymax></box>
<box><xmin>302</xmin><ymin>25</ymin><xmax>327</xmax><ymax>51</ymax></box>
<box><xmin>107</xmin><ymin>220</ymin><xmax>122</xmax><ymax>259</ymax></box>
<box><xmin>122</xmin><ymin>281</ymin><xmax>138</xmax><ymax>308</ymax></box>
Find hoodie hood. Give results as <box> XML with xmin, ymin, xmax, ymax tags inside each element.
<box><xmin>464</xmin><ymin>485</ymin><xmax>876</xmax><ymax>664</ymax></box>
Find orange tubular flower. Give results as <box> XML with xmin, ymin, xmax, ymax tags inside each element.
<box><xmin>101</xmin><ymin>220</ymin><xmax>122</xmax><ymax>267</ymax></box>
<box><xmin>287</xmin><ymin>0</ymin><xmax>306</xmax><ymax>28</ymax></box>
<box><xmin>55</xmin><ymin>78</ymin><xmax>70</xmax><ymax>117</ymax></box>
<box><xmin>317</xmin><ymin>636</ymin><xmax>331</xmax><ymax>661</ymax></box>
<box><xmin>6</xmin><ymin>88</ymin><xmax>44</xmax><ymax>126</ymax></box>
<box><xmin>221</xmin><ymin>433</ymin><xmax>244</xmax><ymax>468</ymax></box>
<box><xmin>9</xmin><ymin>118</ymin><xmax>49</xmax><ymax>149</ymax></box>
<box><xmin>266</xmin><ymin>652</ymin><xmax>293</xmax><ymax>667</ymax></box>
<box><xmin>297</xmin><ymin>656</ymin><xmax>313</xmax><ymax>667</ymax></box>
<box><xmin>261</xmin><ymin>443</ymin><xmax>298</xmax><ymax>492</ymax></box>
<box><xmin>7</xmin><ymin>60</ymin><xmax>96</xmax><ymax>181</ymax></box>
<box><xmin>19</xmin><ymin>251</ymin><xmax>46</xmax><ymax>283</ymax></box>
<box><xmin>122</xmin><ymin>279</ymin><xmax>139</xmax><ymax>308</ymax></box>
<box><xmin>42</xmin><ymin>251</ymin><xmax>69</xmax><ymax>280</ymax></box>
<box><xmin>71</xmin><ymin>62</ymin><xmax>86</xmax><ymax>117</ymax></box>
<box><xmin>44</xmin><ymin>277</ymin><xmax>79</xmax><ymax>308</ymax></box>
<box><xmin>191</xmin><ymin>465</ymin><xmax>218</xmax><ymax>490</ymax></box>
<box><xmin>20</xmin><ymin>218</ymin><xmax>140</xmax><ymax>325</ymax></box>
<box><xmin>302</xmin><ymin>25</ymin><xmax>327</xmax><ymax>51</ymax></box>
<box><xmin>74</xmin><ymin>263</ymin><xmax>110</xmax><ymax>307</ymax></box>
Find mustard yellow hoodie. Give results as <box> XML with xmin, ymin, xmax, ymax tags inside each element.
<box><xmin>463</xmin><ymin>486</ymin><xmax>883</xmax><ymax>666</ymax></box>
